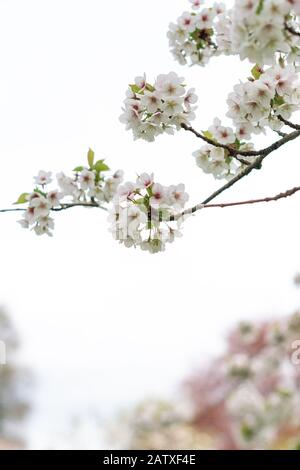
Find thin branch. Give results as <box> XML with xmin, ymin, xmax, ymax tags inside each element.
<box><xmin>181</xmin><ymin>123</ymin><xmax>251</xmax><ymax>161</ymax></box>
<box><xmin>52</xmin><ymin>203</ymin><xmax>107</xmax><ymax>212</ymax></box>
<box><xmin>285</xmin><ymin>22</ymin><xmax>300</xmax><ymax>37</ymax></box>
<box><xmin>234</xmin><ymin>155</ymin><xmax>251</xmax><ymax>166</ymax></box>
<box><xmin>277</xmin><ymin>115</ymin><xmax>300</xmax><ymax>131</ymax></box>
<box><xmin>170</xmin><ymin>149</ymin><xmax>272</xmax><ymax>221</ymax></box>
<box><xmin>169</xmin><ymin>125</ymin><xmax>300</xmax><ymax>221</ymax></box>
<box><xmin>201</xmin><ymin>157</ymin><xmax>264</xmax><ymax>204</ymax></box>
<box><xmin>272</xmin><ymin>128</ymin><xmax>288</xmax><ymax>138</ymax></box>
<box><xmin>0</xmin><ymin>208</ymin><xmax>25</xmax><ymax>213</ymax></box>
<box><xmin>203</xmin><ymin>186</ymin><xmax>300</xmax><ymax>209</ymax></box>
<box><xmin>0</xmin><ymin>203</ymin><xmax>107</xmax><ymax>214</ymax></box>
<box><xmin>169</xmin><ymin>185</ymin><xmax>300</xmax><ymax>221</ymax></box>
<box><xmin>181</xmin><ymin>123</ymin><xmax>300</xmax><ymax>158</ymax></box>
<box><xmin>170</xmin><ymin>155</ymin><xmax>263</xmax><ymax>221</ymax></box>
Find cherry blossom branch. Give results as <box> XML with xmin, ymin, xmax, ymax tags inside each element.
<box><xmin>202</xmin><ymin>157</ymin><xmax>264</xmax><ymax>202</ymax></box>
<box><xmin>169</xmin><ymin>185</ymin><xmax>300</xmax><ymax>221</ymax></box>
<box><xmin>169</xmin><ymin>125</ymin><xmax>300</xmax><ymax>222</ymax></box>
<box><xmin>168</xmin><ymin>155</ymin><xmax>263</xmax><ymax>221</ymax></box>
<box><xmin>181</xmin><ymin>123</ymin><xmax>300</xmax><ymax>158</ymax></box>
<box><xmin>52</xmin><ymin>203</ymin><xmax>107</xmax><ymax>212</ymax></box>
<box><xmin>0</xmin><ymin>203</ymin><xmax>107</xmax><ymax>214</ymax></box>
<box><xmin>3</xmin><ymin>123</ymin><xmax>300</xmax><ymax>222</ymax></box>
<box><xmin>2</xmin><ymin>185</ymin><xmax>300</xmax><ymax>222</ymax></box>
<box><xmin>180</xmin><ymin>123</ymin><xmax>251</xmax><ymax>164</ymax></box>
<box><xmin>0</xmin><ymin>208</ymin><xmax>25</xmax><ymax>213</ymax></box>
<box><xmin>203</xmin><ymin>186</ymin><xmax>300</xmax><ymax>209</ymax></box>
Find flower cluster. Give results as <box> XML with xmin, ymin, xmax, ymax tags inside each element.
<box><xmin>192</xmin><ymin>64</ymin><xmax>300</xmax><ymax>180</ymax></box>
<box><xmin>187</xmin><ymin>312</ymin><xmax>300</xmax><ymax>449</ymax></box>
<box><xmin>167</xmin><ymin>2</ymin><xmax>229</xmax><ymax>66</ymax></box>
<box><xmin>227</xmin><ymin>64</ymin><xmax>300</xmax><ymax>134</ymax></box>
<box><xmin>192</xmin><ymin>117</ymin><xmax>256</xmax><ymax>180</ymax></box>
<box><xmin>168</xmin><ymin>1</ymin><xmax>300</xmax><ymax>67</ymax></box>
<box><xmin>231</xmin><ymin>0</ymin><xmax>300</xmax><ymax>66</ymax></box>
<box><xmin>108</xmin><ymin>174</ymin><xmax>189</xmax><ymax>253</ymax></box>
<box><xmin>120</xmin><ymin>73</ymin><xmax>197</xmax><ymax>142</ymax></box>
<box><xmin>193</xmin><ymin>145</ymin><xmax>238</xmax><ymax>181</ymax></box>
<box><xmin>16</xmin><ymin>150</ymin><xmax>123</xmax><ymax>237</ymax></box>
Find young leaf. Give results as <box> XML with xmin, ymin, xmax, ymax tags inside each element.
<box><xmin>87</xmin><ymin>148</ymin><xmax>95</xmax><ymax>168</ymax></box>
<box><xmin>33</xmin><ymin>187</ymin><xmax>47</xmax><ymax>197</ymax></box>
<box><xmin>130</xmin><ymin>84</ymin><xmax>141</xmax><ymax>94</ymax></box>
<box><xmin>73</xmin><ymin>166</ymin><xmax>84</xmax><ymax>172</ymax></box>
<box><xmin>202</xmin><ymin>130</ymin><xmax>214</xmax><ymax>141</ymax></box>
<box><xmin>134</xmin><ymin>198</ymin><xmax>147</xmax><ymax>206</ymax></box>
<box><xmin>273</xmin><ymin>94</ymin><xmax>285</xmax><ymax>106</ymax></box>
<box><xmin>251</xmin><ymin>64</ymin><xmax>263</xmax><ymax>80</ymax></box>
<box><xmin>94</xmin><ymin>160</ymin><xmax>110</xmax><ymax>173</ymax></box>
<box><xmin>145</xmin><ymin>83</ymin><xmax>155</xmax><ymax>92</ymax></box>
<box><xmin>14</xmin><ymin>193</ymin><xmax>29</xmax><ymax>205</ymax></box>
<box><xmin>256</xmin><ymin>0</ymin><xmax>265</xmax><ymax>15</ymax></box>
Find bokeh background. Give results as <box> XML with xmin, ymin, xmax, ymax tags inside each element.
<box><xmin>1</xmin><ymin>0</ymin><xmax>300</xmax><ymax>449</ymax></box>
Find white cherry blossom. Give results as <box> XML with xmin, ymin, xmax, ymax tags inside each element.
<box><xmin>34</xmin><ymin>171</ymin><xmax>52</xmax><ymax>186</ymax></box>
<box><xmin>120</xmin><ymin>72</ymin><xmax>197</xmax><ymax>142</ymax></box>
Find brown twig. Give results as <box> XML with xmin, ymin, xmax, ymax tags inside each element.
<box><xmin>181</xmin><ymin>123</ymin><xmax>300</xmax><ymax>158</ymax></box>
<box><xmin>181</xmin><ymin>123</ymin><xmax>251</xmax><ymax>161</ymax></box>
<box><xmin>52</xmin><ymin>203</ymin><xmax>107</xmax><ymax>212</ymax></box>
<box><xmin>277</xmin><ymin>115</ymin><xmax>300</xmax><ymax>131</ymax></box>
<box><xmin>0</xmin><ymin>208</ymin><xmax>25</xmax><ymax>213</ymax></box>
<box><xmin>203</xmin><ymin>186</ymin><xmax>300</xmax><ymax>209</ymax></box>
<box><xmin>285</xmin><ymin>22</ymin><xmax>300</xmax><ymax>37</ymax></box>
<box><xmin>168</xmin><ymin>186</ymin><xmax>300</xmax><ymax>221</ymax></box>
<box><xmin>0</xmin><ymin>203</ymin><xmax>107</xmax><ymax>214</ymax></box>
<box><xmin>181</xmin><ymin>123</ymin><xmax>300</xmax><ymax>157</ymax></box>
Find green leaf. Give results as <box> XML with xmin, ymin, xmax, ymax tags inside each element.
<box><xmin>196</xmin><ymin>40</ymin><xmax>205</xmax><ymax>50</ymax></box>
<box><xmin>87</xmin><ymin>148</ymin><xmax>95</xmax><ymax>168</ymax></box>
<box><xmin>73</xmin><ymin>166</ymin><xmax>84</xmax><ymax>172</ymax></box>
<box><xmin>159</xmin><ymin>208</ymin><xmax>171</xmax><ymax>219</ymax></box>
<box><xmin>189</xmin><ymin>29</ymin><xmax>200</xmax><ymax>41</ymax></box>
<box><xmin>225</xmin><ymin>155</ymin><xmax>233</xmax><ymax>165</ymax></box>
<box><xmin>145</xmin><ymin>83</ymin><xmax>155</xmax><ymax>92</ymax></box>
<box><xmin>251</xmin><ymin>64</ymin><xmax>262</xmax><ymax>80</ymax></box>
<box><xmin>33</xmin><ymin>187</ymin><xmax>47</xmax><ymax>197</ymax></box>
<box><xmin>14</xmin><ymin>192</ymin><xmax>29</xmax><ymax>205</ymax></box>
<box><xmin>273</xmin><ymin>94</ymin><xmax>285</xmax><ymax>107</ymax></box>
<box><xmin>134</xmin><ymin>198</ymin><xmax>147</xmax><ymax>206</ymax></box>
<box><xmin>130</xmin><ymin>84</ymin><xmax>141</xmax><ymax>94</ymax></box>
<box><xmin>202</xmin><ymin>130</ymin><xmax>214</xmax><ymax>141</ymax></box>
<box><xmin>146</xmin><ymin>186</ymin><xmax>153</xmax><ymax>198</ymax></box>
<box><xmin>256</xmin><ymin>0</ymin><xmax>265</xmax><ymax>15</ymax></box>
<box><xmin>93</xmin><ymin>160</ymin><xmax>110</xmax><ymax>173</ymax></box>
<box><xmin>234</xmin><ymin>138</ymin><xmax>241</xmax><ymax>148</ymax></box>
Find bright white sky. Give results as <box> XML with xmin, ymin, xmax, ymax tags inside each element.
<box><xmin>1</xmin><ymin>0</ymin><xmax>300</xmax><ymax>449</ymax></box>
